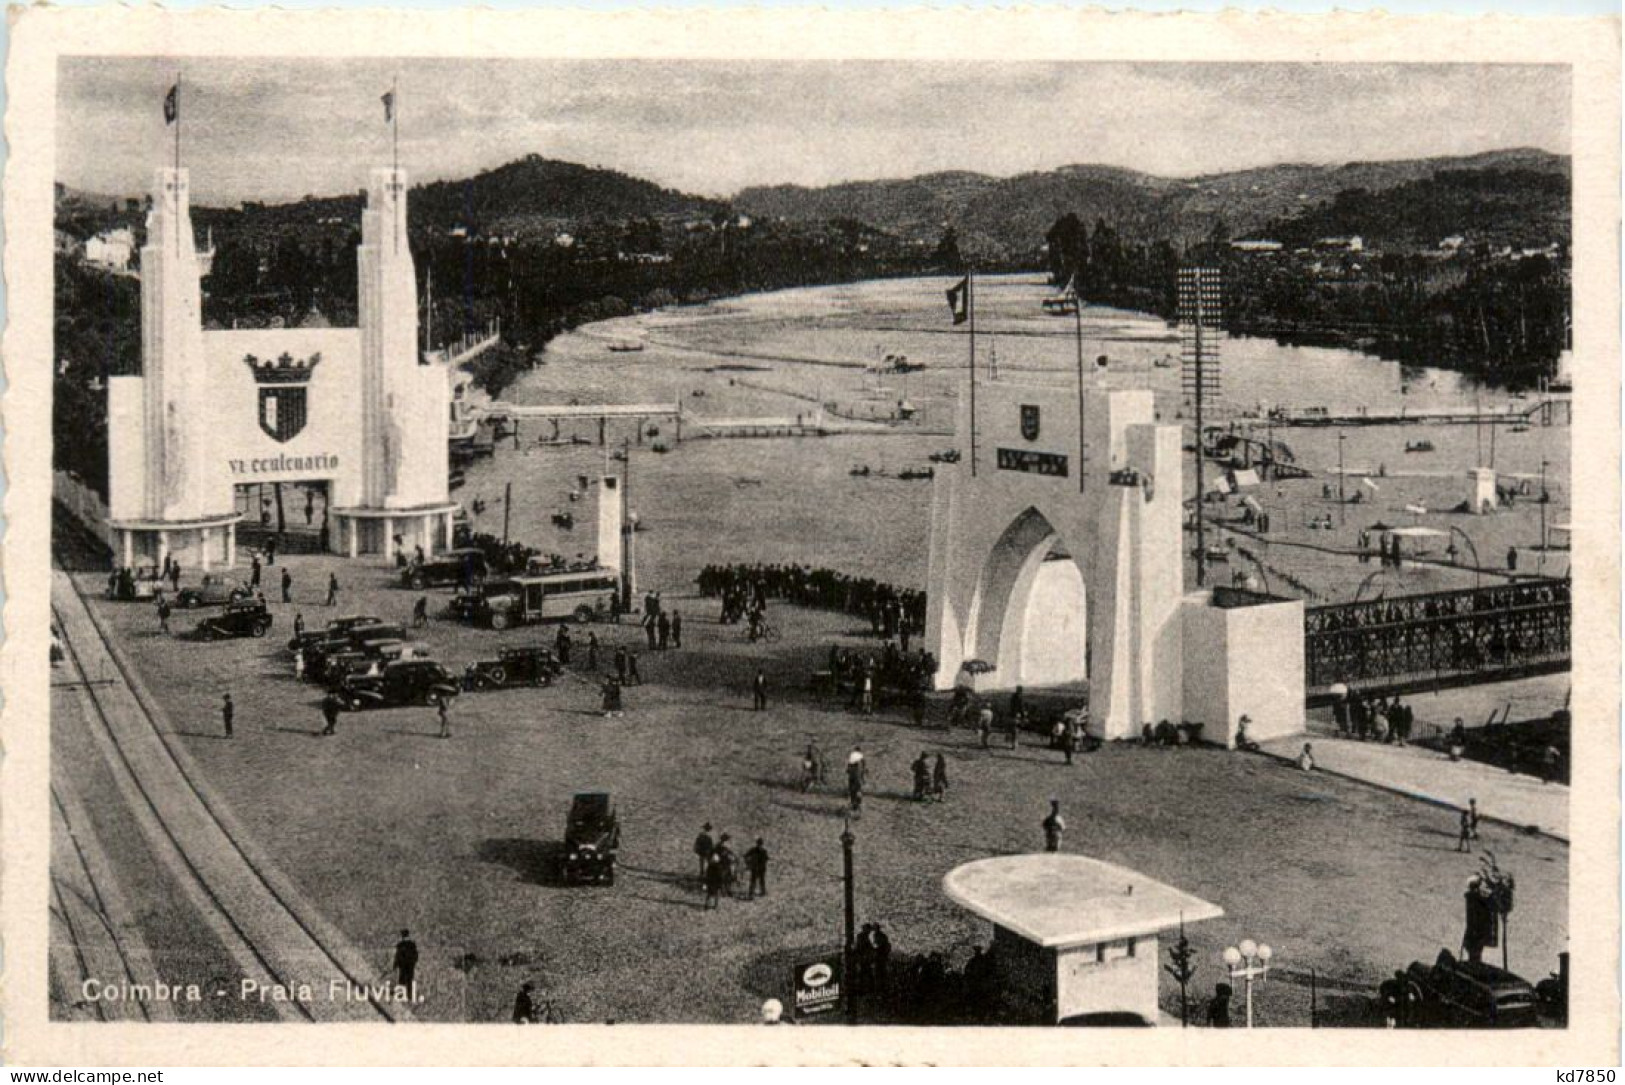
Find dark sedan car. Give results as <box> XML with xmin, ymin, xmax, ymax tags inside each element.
<box><xmin>337</xmin><ymin>659</ymin><xmax>461</xmax><ymax>711</ymax></box>
<box><xmin>196</xmin><ymin>601</ymin><xmax>274</xmax><ymax>640</ymax></box>
<box><xmin>463</xmin><ymin>646</ymin><xmax>563</xmax><ymax>690</ymax></box>
<box><xmin>400</xmin><ymin>549</ymin><xmax>488</xmax><ymax>590</ymax></box>
<box><xmin>1404</xmin><ymin>949</ymin><xmax>1540</xmax><ymax>1028</ymax></box>
<box><xmin>562</xmin><ymin>792</ymin><xmax>620</xmax><ymax>885</ymax></box>
<box><xmin>176</xmin><ymin>576</ymin><xmax>252</xmax><ymax>609</ymax></box>
<box><xmin>288</xmin><ymin>615</ymin><xmax>385</xmax><ymax>653</ymax></box>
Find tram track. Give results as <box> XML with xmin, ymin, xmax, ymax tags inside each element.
<box><xmin>51</xmin><ymin>567</ymin><xmax>410</xmax><ymax>1023</ymax></box>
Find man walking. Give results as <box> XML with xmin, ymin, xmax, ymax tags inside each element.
<box><xmin>250</xmin><ymin>555</ymin><xmax>262</xmax><ymax>590</ymax></box>
<box><xmin>586</xmin><ymin>632</ymin><xmax>599</xmax><ymax>671</ymax></box>
<box><xmin>1042</xmin><ymin>799</ymin><xmax>1065</xmax><ymax>853</ymax></box>
<box><xmin>643</xmin><ymin>610</ymin><xmax>658</xmax><ymax>649</ymax></box>
<box><xmin>978</xmin><ymin>705</ymin><xmax>993</xmax><ymax>750</ymax></box>
<box><xmin>693</xmin><ymin>823</ymin><xmax>716</xmax><ymax>881</ymax></box>
<box><xmin>294</xmin><ymin>612</ymin><xmax>306</xmax><ymax>640</ymax></box>
<box><xmin>744</xmin><ymin>837</ymin><xmax>770</xmax><ymax>899</ymax></box>
<box><xmin>911</xmin><ymin>751</ymin><xmax>931</xmax><ymax>801</ymax></box>
<box><xmin>266</xmin><ymin>536</ymin><xmax>277</xmax><ymax>566</ymax></box>
<box><xmin>326</xmin><ymin>572</ymin><xmax>340</xmax><ymax>607</ymax></box>
<box><xmin>670</xmin><ymin>610</ymin><xmax>682</xmax><ymax>649</ymax></box>
<box><xmin>393</xmin><ymin>930</ymin><xmax>419</xmax><ymax>993</ymax></box>
<box><xmin>413</xmin><ymin>596</ymin><xmax>429</xmax><ymax>628</ymax></box>
<box><xmin>657</xmin><ymin>611</ymin><xmax>670</xmax><ymax>650</ymax></box>
<box><xmin>437</xmin><ymin>695</ymin><xmax>451</xmax><ymax>739</ymax></box>
<box><xmin>321</xmin><ymin>693</ymin><xmax>340</xmax><ymax>736</ymax></box>
<box><xmin>1456</xmin><ymin>808</ymin><xmax>1473</xmax><ymax>853</ymax></box>
<box><xmin>157</xmin><ymin>597</ymin><xmax>172</xmax><ymax>634</ymax></box>
<box><xmin>221</xmin><ymin>693</ymin><xmax>235</xmax><ymax>738</ymax></box>
<box><xmin>753</xmin><ymin>668</ymin><xmax>768</xmax><ymax>711</ymax></box>
<box><xmin>280</xmin><ymin>568</ymin><xmax>293</xmax><ymax>604</ymax></box>
<box><xmin>615</xmin><ymin>645</ymin><xmax>628</xmax><ymax>684</ymax></box>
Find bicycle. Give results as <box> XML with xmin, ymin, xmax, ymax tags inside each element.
<box><xmin>746</xmin><ymin>621</ymin><xmax>782</xmax><ymax>644</ymax></box>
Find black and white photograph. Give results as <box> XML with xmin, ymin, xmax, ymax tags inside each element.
<box><xmin>5</xmin><ymin>6</ymin><xmax>1618</xmax><ymax>1067</ymax></box>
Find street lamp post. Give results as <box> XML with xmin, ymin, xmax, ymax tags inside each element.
<box><xmin>1336</xmin><ymin>433</ymin><xmax>1346</xmax><ymax>527</ymax></box>
<box><xmin>841</xmin><ymin>818</ymin><xmax>857</xmax><ymax>1025</ymax></box>
<box><xmin>1222</xmin><ymin>939</ymin><xmax>1273</xmax><ymax>1028</ymax></box>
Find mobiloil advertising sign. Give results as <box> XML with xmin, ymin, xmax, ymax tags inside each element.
<box><xmin>792</xmin><ymin>952</ymin><xmax>844</xmax><ymax>1020</ymax></box>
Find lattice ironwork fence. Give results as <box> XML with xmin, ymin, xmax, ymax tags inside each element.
<box><xmin>1305</xmin><ymin>580</ymin><xmax>1571</xmax><ymax>689</ymax></box>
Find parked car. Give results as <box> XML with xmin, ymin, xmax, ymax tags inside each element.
<box><xmin>287</xmin><ymin>614</ymin><xmax>385</xmax><ymax>653</ymax></box>
<box><xmin>562</xmin><ymin>792</ymin><xmax>620</xmax><ymax>885</ymax></box>
<box><xmin>463</xmin><ymin>646</ymin><xmax>563</xmax><ymax>690</ymax></box>
<box><xmin>1404</xmin><ymin>950</ymin><xmax>1540</xmax><ymax>1028</ymax></box>
<box><xmin>196</xmin><ymin>601</ymin><xmax>274</xmax><ymax>640</ymax></box>
<box><xmin>306</xmin><ymin>623</ymin><xmax>409</xmax><ymax>680</ymax></box>
<box><xmin>324</xmin><ymin>641</ymin><xmax>433</xmax><ymax>686</ymax></box>
<box><xmin>337</xmin><ymin>659</ymin><xmax>460</xmax><ymax>711</ymax></box>
<box><xmin>401</xmin><ymin>548</ymin><xmax>489</xmax><ymax>591</ymax></box>
<box><xmin>176</xmin><ymin>576</ymin><xmax>252</xmax><ymax>609</ymax></box>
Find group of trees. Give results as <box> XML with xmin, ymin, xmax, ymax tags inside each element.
<box><xmin>1045</xmin><ymin>195</ymin><xmax>1571</xmax><ymax>385</ymax></box>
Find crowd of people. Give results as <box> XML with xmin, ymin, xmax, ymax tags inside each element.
<box><xmin>696</xmin><ymin>563</ymin><xmax>926</xmax><ymax>640</ymax></box>
<box><xmin>1331</xmin><ymin>691</ymin><xmax>1417</xmax><ymax>745</ymax></box>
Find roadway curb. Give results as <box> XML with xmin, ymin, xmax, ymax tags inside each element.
<box><xmin>1251</xmin><ymin>747</ymin><xmax>1569</xmax><ymax>844</ymax></box>
<box><xmin>66</xmin><ymin>572</ymin><xmax>418</xmax><ymax>1022</ymax></box>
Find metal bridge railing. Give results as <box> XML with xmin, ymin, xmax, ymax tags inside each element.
<box><xmin>1304</xmin><ymin>581</ymin><xmax>1571</xmax><ymax>690</ymax></box>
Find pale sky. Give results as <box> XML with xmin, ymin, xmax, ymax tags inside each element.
<box><xmin>57</xmin><ymin>58</ymin><xmax>1570</xmax><ymax>206</ymax></box>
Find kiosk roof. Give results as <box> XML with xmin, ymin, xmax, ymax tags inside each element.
<box><xmin>943</xmin><ymin>854</ymin><xmax>1223</xmax><ymax>949</ymax></box>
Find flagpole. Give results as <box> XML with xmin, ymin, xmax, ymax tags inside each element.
<box><xmin>968</xmin><ymin>270</ymin><xmax>977</xmax><ymax>477</ymax></box>
<box><xmin>392</xmin><ymin>75</ymin><xmax>400</xmax><ymax>254</ymax></box>
<box><xmin>173</xmin><ymin>72</ymin><xmax>182</xmax><ymax>257</ymax></box>
<box><xmin>1075</xmin><ymin>292</ymin><xmax>1085</xmax><ymax>492</ymax></box>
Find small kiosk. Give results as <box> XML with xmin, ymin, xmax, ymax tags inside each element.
<box><xmin>943</xmin><ymin>854</ymin><xmax>1223</xmax><ymax>1025</ymax></box>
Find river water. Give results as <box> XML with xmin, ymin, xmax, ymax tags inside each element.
<box><xmin>461</xmin><ymin>273</ymin><xmax>1569</xmax><ymax>593</ymax></box>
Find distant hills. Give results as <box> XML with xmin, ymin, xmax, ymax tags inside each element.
<box><xmin>736</xmin><ymin>148</ymin><xmax>1570</xmax><ymax>256</ymax></box>
<box><xmin>61</xmin><ymin>146</ymin><xmax>1569</xmax><ymax>260</ymax></box>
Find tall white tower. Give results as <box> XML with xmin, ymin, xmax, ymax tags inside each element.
<box><xmin>139</xmin><ymin>168</ymin><xmax>219</xmax><ymax>521</ymax></box>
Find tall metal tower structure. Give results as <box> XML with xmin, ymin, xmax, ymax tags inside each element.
<box><xmin>1178</xmin><ymin>266</ymin><xmax>1223</xmax><ymax>587</ymax></box>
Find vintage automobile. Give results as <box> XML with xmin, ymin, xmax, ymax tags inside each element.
<box><xmin>1404</xmin><ymin>950</ymin><xmax>1540</xmax><ymax>1028</ymax></box>
<box><xmin>305</xmin><ymin>623</ymin><xmax>409</xmax><ymax>680</ymax></box>
<box><xmin>463</xmin><ymin>646</ymin><xmax>563</xmax><ymax>691</ymax></box>
<box><xmin>176</xmin><ymin>576</ymin><xmax>253</xmax><ymax>610</ymax></box>
<box><xmin>561</xmin><ymin>792</ymin><xmax>620</xmax><ymax>885</ymax></box>
<box><xmin>323</xmin><ymin>641</ymin><xmax>433</xmax><ymax>685</ymax></box>
<box><xmin>337</xmin><ymin>659</ymin><xmax>461</xmax><ymax>711</ymax></box>
<box><xmin>287</xmin><ymin>614</ymin><xmax>385</xmax><ymax>653</ymax></box>
<box><xmin>196</xmin><ymin>601</ymin><xmax>274</xmax><ymax>640</ymax></box>
<box><xmin>400</xmin><ymin>548</ymin><xmax>489</xmax><ymax>591</ymax></box>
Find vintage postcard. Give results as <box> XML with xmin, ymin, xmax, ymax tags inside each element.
<box><xmin>3</xmin><ymin>6</ymin><xmax>1618</xmax><ymax>1066</ymax></box>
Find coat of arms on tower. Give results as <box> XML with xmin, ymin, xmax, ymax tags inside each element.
<box><xmin>243</xmin><ymin>352</ymin><xmax>321</xmax><ymax>443</ymax></box>
<box><xmin>1020</xmin><ymin>404</ymin><xmax>1041</xmax><ymax>442</ymax></box>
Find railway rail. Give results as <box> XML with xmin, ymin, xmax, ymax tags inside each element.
<box><xmin>51</xmin><ymin>567</ymin><xmax>410</xmax><ymax>1023</ymax></box>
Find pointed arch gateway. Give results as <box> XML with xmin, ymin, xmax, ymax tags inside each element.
<box><xmin>966</xmin><ymin>506</ymin><xmax>1089</xmax><ymax>689</ymax></box>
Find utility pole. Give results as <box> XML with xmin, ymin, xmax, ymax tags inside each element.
<box><xmin>1074</xmin><ymin>294</ymin><xmax>1087</xmax><ymax>493</ymax></box>
<box><xmin>841</xmin><ymin>819</ymin><xmax>857</xmax><ymax>1025</ymax></box>
<box><xmin>1337</xmin><ymin>432</ymin><xmax>1347</xmax><ymax>527</ymax></box>
<box><xmin>501</xmin><ymin>480</ymin><xmax>512</xmax><ymax>548</ymax></box>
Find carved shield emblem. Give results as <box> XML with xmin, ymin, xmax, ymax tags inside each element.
<box><xmin>258</xmin><ymin>385</ymin><xmax>309</xmax><ymax>443</ymax></box>
<box><xmin>1020</xmin><ymin>404</ymin><xmax>1041</xmax><ymax>442</ymax></box>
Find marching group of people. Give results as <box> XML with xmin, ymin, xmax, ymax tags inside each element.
<box><xmin>696</xmin><ymin>562</ymin><xmax>926</xmax><ymax>640</ymax></box>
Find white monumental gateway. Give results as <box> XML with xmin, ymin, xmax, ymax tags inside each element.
<box><xmin>924</xmin><ymin>364</ymin><xmax>1307</xmax><ymax>744</ymax></box>
<box><xmin>107</xmin><ymin>167</ymin><xmax>456</xmax><ymax>569</ymax></box>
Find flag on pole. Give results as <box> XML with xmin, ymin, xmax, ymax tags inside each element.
<box><xmin>945</xmin><ymin>277</ymin><xmax>969</xmax><ymax>325</ymax></box>
<box><xmin>382</xmin><ymin>90</ymin><xmax>395</xmax><ymax>123</ymax></box>
<box><xmin>163</xmin><ymin>84</ymin><xmax>179</xmax><ymax>125</ymax></box>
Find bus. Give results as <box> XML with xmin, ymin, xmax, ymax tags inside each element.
<box><xmin>470</xmin><ymin>568</ymin><xmax>620</xmax><ymax>629</ymax></box>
